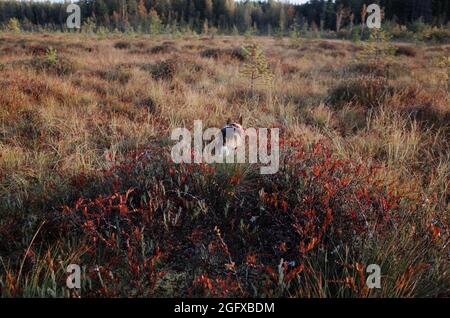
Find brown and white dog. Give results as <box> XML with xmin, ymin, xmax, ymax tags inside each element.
<box><xmin>217</xmin><ymin>116</ymin><xmax>245</xmax><ymax>156</ymax></box>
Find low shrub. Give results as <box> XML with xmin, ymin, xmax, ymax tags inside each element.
<box><xmin>200</xmin><ymin>48</ymin><xmax>245</xmax><ymax>61</ymax></box>
<box><xmin>346</xmin><ymin>61</ymin><xmax>408</xmax><ymax>79</ymax></box>
<box><xmin>421</xmin><ymin>27</ymin><xmax>450</xmax><ymax>44</ymax></box>
<box><xmin>138</xmin><ymin>96</ymin><xmax>156</xmax><ymax>113</ymax></box>
<box><xmin>406</xmin><ymin>104</ymin><xmax>450</xmax><ymax>129</ymax></box>
<box><xmin>27</xmin><ymin>48</ymin><xmax>76</xmax><ymax>76</ymax></box>
<box><xmin>394</xmin><ymin>45</ymin><xmax>418</xmax><ymax>57</ymax></box>
<box><xmin>148</xmin><ymin>44</ymin><xmax>177</xmax><ymax>54</ymax></box>
<box><xmin>327</xmin><ymin>76</ymin><xmax>395</xmax><ymax>108</ymax></box>
<box><xmin>142</xmin><ymin>59</ymin><xmax>178</xmax><ymax>81</ymax></box>
<box><xmin>395</xmin><ymin>84</ymin><xmax>450</xmax><ymax>129</ymax></box>
<box><xmin>28</xmin><ymin>45</ymin><xmax>47</xmax><ymax>56</ymax></box>
<box><xmin>97</xmin><ymin>65</ymin><xmax>132</xmax><ymax>84</ymax></box>
<box><xmin>336</xmin><ymin>105</ymin><xmax>368</xmax><ymax>135</ymax></box>
<box><xmin>317</xmin><ymin>41</ymin><xmax>339</xmax><ymax>50</ymax></box>
<box><xmin>389</xmin><ymin>26</ymin><xmax>415</xmax><ymax>41</ymax></box>
<box><xmin>114</xmin><ymin>41</ymin><xmax>132</xmax><ymax>49</ymax></box>
<box><xmin>13</xmin><ymin>108</ymin><xmax>44</xmax><ymax>145</ymax></box>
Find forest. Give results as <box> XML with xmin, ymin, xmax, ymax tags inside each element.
<box><xmin>0</xmin><ymin>0</ymin><xmax>449</xmax><ymax>35</ymax></box>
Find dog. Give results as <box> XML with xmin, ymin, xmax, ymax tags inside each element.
<box><xmin>216</xmin><ymin>116</ymin><xmax>245</xmax><ymax>156</ymax></box>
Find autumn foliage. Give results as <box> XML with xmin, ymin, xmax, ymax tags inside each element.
<box><xmin>2</xmin><ymin>140</ymin><xmax>444</xmax><ymax>297</ymax></box>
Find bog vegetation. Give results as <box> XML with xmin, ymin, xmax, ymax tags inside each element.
<box><xmin>0</xmin><ymin>24</ymin><xmax>448</xmax><ymax>297</ymax></box>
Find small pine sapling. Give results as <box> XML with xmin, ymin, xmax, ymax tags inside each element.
<box><xmin>240</xmin><ymin>43</ymin><xmax>273</xmax><ymax>98</ymax></box>
<box><xmin>356</xmin><ymin>28</ymin><xmax>396</xmax><ymax>77</ymax></box>
<box><xmin>45</xmin><ymin>47</ymin><xmax>58</xmax><ymax>65</ymax></box>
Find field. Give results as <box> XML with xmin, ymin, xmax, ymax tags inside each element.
<box><xmin>0</xmin><ymin>32</ymin><xmax>449</xmax><ymax>297</ymax></box>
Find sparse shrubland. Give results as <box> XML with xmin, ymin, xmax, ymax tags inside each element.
<box><xmin>0</xmin><ymin>33</ymin><xmax>448</xmax><ymax>298</ymax></box>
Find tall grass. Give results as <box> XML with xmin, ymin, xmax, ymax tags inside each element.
<box><xmin>0</xmin><ymin>33</ymin><xmax>448</xmax><ymax>297</ymax></box>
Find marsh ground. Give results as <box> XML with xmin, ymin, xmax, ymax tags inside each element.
<box><xmin>0</xmin><ymin>33</ymin><xmax>448</xmax><ymax>297</ymax></box>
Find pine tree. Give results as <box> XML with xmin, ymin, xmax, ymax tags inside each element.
<box><xmin>82</xmin><ymin>16</ymin><xmax>97</xmax><ymax>34</ymax></box>
<box><xmin>240</xmin><ymin>43</ymin><xmax>273</xmax><ymax>97</ymax></box>
<box><xmin>6</xmin><ymin>18</ymin><xmax>20</xmax><ymax>33</ymax></box>
<box><xmin>357</xmin><ymin>28</ymin><xmax>396</xmax><ymax>69</ymax></box>
<box><xmin>137</xmin><ymin>0</ymin><xmax>148</xmax><ymax>32</ymax></box>
<box><xmin>45</xmin><ymin>47</ymin><xmax>58</xmax><ymax>65</ymax></box>
<box><xmin>149</xmin><ymin>9</ymin><xmax>163</xmax><ymax>35</ymax></box>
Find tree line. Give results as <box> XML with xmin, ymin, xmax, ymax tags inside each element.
<box><xmin>0</xmin><ymin>0</ymin><xmax>448</xmax><ymax>34</ymax></box>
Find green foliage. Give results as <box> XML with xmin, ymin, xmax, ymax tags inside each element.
<box><xmin>45</xmin><ymin>47</ymin><xmax>58</xmax><ymax>66</ymax></box>
<box><xmin>28</xmin><ymin>47</ymin><xmax>75</xmax><ymax>76</ymax></box>
<box><xmin>149</xmin><ymin>9</ymin><xmax>163</xmax><ymax>35</ymax></box>
<box><xmin>420</xmin><ymin>26</ymin><xmax>450</xmax><ymax>44</ymax></box>
<box><xmin>433</xmin><ymin>55</ymin><xmax>450</xmax><ymax>89</ymax></box>
<box><xmin>273</xmin><ymin>30</ymin><xmax>284</xmax><ymax>41</ymax></box>
<box><xmin>240</xmin><ymin>43</ymin><xmax>273</xmax><ymax>97</ymax></box>
<box><xmin>243</xmin><ymin>30</ymin><xmax>253</xmax><ymax>40</ymax></box>
<box><xmin>244</xmin><ymin>24</ymin><xmax>258</xmax><ymax>40</ymax></box>
<box><xmin>357</xmin><ymin>28</ymin><xmax>396</xmax><ymax>67</ymax></box>
<box><xmin>350</xmin><ymin>25</ymin><xmax>361</xmax><ymax>42</ymax></box>
<box><xmin>288</xmin><ymin>26</ymin><xmax>303</xmax><ymax>47</ymax></box>
<box><xmin>437</xmin><ymin>56</ymin><xmax>450</xmax><ymax>75</ymax></box>
<box><xmin>410</xmin><ymin>18</ymin><xmax>428</xmax><ymax>34</ymax></box>
<box><xmin>6</xmin><ymin>18</ymin><xmax>20</xmax><ymax>33</ymax></box>
<box><xmin>96</xmin><ymin>26</ymin><xmax>109</xmax><ymax>39</ymax></box>
<box><xmin>0</xmin><ymin>0</ymin><xmax>448</xmax><ymax>37</ymax></box>
<box><xmin>82</xmin><ymin>17</ymin><xmax>96</xmax><ymax>34</ymax></box>
<box><xmin>388</xmin><ymin>24</ymin><xmax>415</xmax><ymax>41</ymax></box>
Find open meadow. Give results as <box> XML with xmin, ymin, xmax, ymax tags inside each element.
<box><xmin>0</xmin><ymin>32</ymin><xmax>449</xmax><ymax>297</ymax></box>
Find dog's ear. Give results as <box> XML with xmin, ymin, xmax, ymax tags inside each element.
<box><xmin>238</xmin><ymin>115</ymin><xmax>243</xmax><ymax>126</ymax></box>
<box><xmin>226</xmin><ymin>118</ymin><xmax>231</xmax><ymax>125</ymax></box>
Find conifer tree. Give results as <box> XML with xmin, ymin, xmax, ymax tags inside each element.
<box><xmin>6</xmin><ymin>18</ymin><xmax>20</xmax><ymax>32</ymax></box>
<box><xmin>356</xmin><ymin>28</ymin><xmax>396</xmax><ymax>77</ymax></box>
<box><xmin>240</xmin><ymin>43</ymin><xmax>273</xmax><ymax>97</ymax></box>
<box><xmin>149</xmin><ymin>9</ymin><xmax>163</xmax><ymax>35</ymax></box>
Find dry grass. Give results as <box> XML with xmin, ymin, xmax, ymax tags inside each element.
<box><xmin>0</xmin><ymin>32</ymin><xmax>448</xmax><ymax>298</ymax></box>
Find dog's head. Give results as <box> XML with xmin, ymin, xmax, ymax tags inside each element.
<box><xmin>219</xmin><ymin>116</ymin><xmax>244</xmax><ymax>155</ymax></box>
